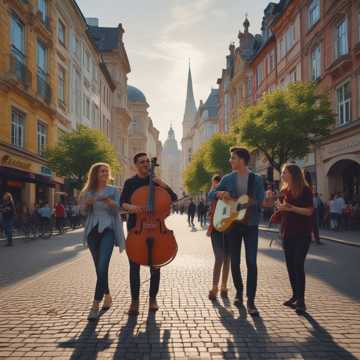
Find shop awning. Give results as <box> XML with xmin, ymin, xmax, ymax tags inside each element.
<box><xmin>0</xmin><ymin>166</ymin><xmax>56</xmax><ymax>187</ymax></box>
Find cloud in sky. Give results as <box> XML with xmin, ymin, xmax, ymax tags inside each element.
<box><xmin>76</xmin><ymin>0</ymin><xmax>270</xmax><ymax>143</ymax></box>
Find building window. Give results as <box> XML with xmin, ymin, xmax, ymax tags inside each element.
<box><xmin>337</xmin><ymin>81</ymin><xmax>351</xmax><ymax>126</ymax></box>
<box><xmin>308</xmin><ymin>0</ymin><xmax>320</xmax><ymax>28</ymax></box>
<box><xmin>37</xmin><ymin>40</ymin><xmax>47</xmax><ymax>75</ymax></box>
<box><xmin>85</xmin><ymin>50</ymin><xmax>90</xmax><ymax>71</ymax></box>
<box><xmin>335</xmin><ymin>18</ymin><xmax>348</xmax><ymax>59</ymax></box>
<box><xmin>38</xmin><ymin>0</ymin><xmax>47</xmax><ymax>23</ymax></box>
<box><xmin>58</xmin><ymin>19</ymin><xmax>66</xmax><ymax>46</ymax></box>
<box><xmin>85</xmin><ymin>97</ymin><xmax>90</xmax><ymax>119</ymax></box>
<box><xmin>256</xmin><ymin>62</ymin><xmax>264</xmax><ymax>88</ymax></box>
<box><xmin>290</xmin><ymin>68</ymin><xmax>297</xmax><ymax>83</ymax></box>
<box><xmin>75</xmin><ymin>69</ymin><xmax>81</xmax><ymax>116</ymax></box>
<box><xmin>37</xmin><ymin>121</ymin><xmax>47</xmax><ymax>156</ymax></box>
<box><xmin>285</xmin><ymin>24</ymin><xmax>295</xmax><ymax>53</ymax></box>
<box><xmin>311</xmin><ymin>45</ymin><xmax>321</xmax><ymax>80</ymax></box>
<box><xmin>268</xmin><ymin>50</ymin><xmax>275</xmax><ymax>73</ymax></box>
<box><xmin>75</xmin><ymin>37</ymin><xmax>81</xmax><ymax>61</ymax></box>
<box><xmin>279</xmin><ymin>37</ymin><xmax>285</xmax><ymax>59</ymax></box>
<box><xmin>11</xmin><ymin>107</ymin><xmax>25</xmax><ymax>148</ymax></box>
<box><xmin>57</xmin><ymin>65</ymin><xmax>65</xmax><ymax>106</ymax></box>
<box><xmin>11</xmin><ymin>14</ymin><xmax>25</xmax><ymax>57</ymax></box>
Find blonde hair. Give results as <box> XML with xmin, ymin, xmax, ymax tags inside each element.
<box><xmin>81</xmin><ymin>162</ymin><xmax>113</xmax><ymax>193</ymax></box>
<box><xmin>281</xmin><ymin>163</ymin><xmax>309</xmax><ymax>198</ymax></box>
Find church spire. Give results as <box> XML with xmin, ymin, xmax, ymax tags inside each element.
<box><xmin>183</xmin><ymin>63</ymin><xmax>197</xmax><ymax>124</ymax></box>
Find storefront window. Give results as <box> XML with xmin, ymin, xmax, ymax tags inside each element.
<box><xmin>11</xmin><ymin>107</ymin><xmax>25</xmax><ymax>148</ymax></box>
<box><xmin>37</xmin><ymin>121</ymin><xmax>47</xmax><ymax>156</ymax></box>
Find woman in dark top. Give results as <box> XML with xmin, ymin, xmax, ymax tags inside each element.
<box><xmin>273</xmin><ymin>164</ymin><xmax>314</xmax><ymax>315</ymax></box>
<box><xmin>0</xmin><ymin>193</ymin><xmax>16</xmax><ymax>247</ymax></box>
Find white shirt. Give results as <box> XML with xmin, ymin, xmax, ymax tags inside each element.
<box><xmin>334</xmin><ymin>197</ymin><xmax>346</xmax><ymax>214</ymax></box>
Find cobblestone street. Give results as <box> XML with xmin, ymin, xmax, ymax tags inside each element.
<box><xmin>0</xmin><ymin>214</ymin><xmax>359</xmax><ymax>360</ymax></box>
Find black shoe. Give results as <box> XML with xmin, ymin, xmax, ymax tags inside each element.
<box><xmin>283</xmin><ymin>296</ymin><xmax>297</xmax><ymax>308</ymax></box>
<box><xmin>295</xmin><ymin>301</ymin><xmax>307</xmax><ymax>315</ymax></box>
<box><xmin>247</xmin><ymin>301</ymin><xmax>259</xmax><ymax>317</ymax></box>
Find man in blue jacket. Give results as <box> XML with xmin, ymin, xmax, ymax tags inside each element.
<box><xmin>208</xmin><ymin>147</ymin><xmax>267</xmax><ymax>316</ymax></box>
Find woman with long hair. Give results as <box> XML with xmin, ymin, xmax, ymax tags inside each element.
<box><xmin>207</xmin><ymin>174</ymin><xmax>231</xmax><ymax>301</ymax></box>
<box><xmin>80</xmin><ymin>162</ymin><xmax>125</xmax><ymax>321</ymax></box>
<box><xmin>0</xmin><ymin>193</ymin><xmax>16</xmax><ymax>247</ymax></box>
<box><xmin>274</xmin><ymin>164</ymin><xmax>314</xmax><ymax>315</ymax></box>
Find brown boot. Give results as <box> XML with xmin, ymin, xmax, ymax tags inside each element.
<box><xmin>102</xmin><ymin>294</ymin><xmax>112</xmax><ymax>310</ymax></box>
<box><xmin>127</xmin><ymin>301</ymin><xmax>139</xmax><ymax>316</ymax></box>
<box><xmin>149</xmin><ymin>298</ymin><xmax>159</xmax><ymax>312</ymax></box>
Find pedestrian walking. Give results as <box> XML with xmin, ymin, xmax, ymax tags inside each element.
<box><xmin>334</xmin><ymin>193</ymin><xmax>346</xmax><ymax>231</ymax></box>
<box><xmin>207</xmin><ymin>175</ymin><xmax>231</xmax><ymax>301</ymax></box>
<box><xmin>272</xmin><ymin>164</ymin><xmax>314</xmax><ymax>315</ymax></box>
<box><xmin>197</xmin><ymin>200</ymin><xmax>206</xmax><ymax>227</ymax></box>
<box><xmin>80</xmin><ymin>162</ymin><xmax>125</xmax><ymax>321</ymax></box>
<box><xmin>312</xmin><ymin>193</ymin><xmax>322</xmax><ymax>245</ymax></box>
<box><xmin>187</xmin><ymin>200</ymin><xmax>196</xmax><ymax>227</ymax></box>
<box><xmin>0</xmin><ymin>193</ymin><xmax>16</xmax><ymax>247</ymax></box>
<box><xmin>328</xmin><ymin>195</ymin><xmax>338</xmax><ymax>230</ymax></box>
<box><xmin>55</xmin><ymin>201</ymin><xmax>65</xmax><ymax>234</ymax></box>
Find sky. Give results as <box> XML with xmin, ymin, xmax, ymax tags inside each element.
<box><xmin>76</xmin><ymin>0</ymin><xmax>271</xmax><ymax>144</ymax></box>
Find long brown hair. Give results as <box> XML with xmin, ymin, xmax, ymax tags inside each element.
<box><xmin>281</xmin><ymin>163</ymin><xmax>309</xmax><ymax>198</ymax></box>
<box><xmin>81</xmin><ymin>162</ymin><xmax>112</xmax><ymax>193</ymax></box>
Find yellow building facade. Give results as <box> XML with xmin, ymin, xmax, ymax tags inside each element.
<box><xmin>0</xmin><ymin>0</ymin><xmax>61</xmax><ymax>209</ymax></box>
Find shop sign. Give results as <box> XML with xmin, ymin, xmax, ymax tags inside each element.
<box><xmin>1</xmin><ymin>155</ymin><xmax>32</xmax><ymax>171</ymax></box>
<box><xmin>6</xmin><ymin>180</ymin><xmax>23</xmax><ymax>188</ymax></box>
<box><xmin>41</xmin><ymin>166</ymin><xmax>52</xmax><ymax>176</ymax></box>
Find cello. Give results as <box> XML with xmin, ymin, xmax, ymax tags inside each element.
<box><xmin>125</xmin><ymin>157</ymin><xmax>178</xmax><ymax>268</ymax></box>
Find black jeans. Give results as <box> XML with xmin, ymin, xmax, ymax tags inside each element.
<box><xmin>226</xmin><ymin>223</ymin><xmax>259</xmax><ymax>303</ymax></box>
<box><xmin>129</xmin><ymin>259</ymin><xmax>160</xmax><ymax>301</ymax></box>
<box><xmin>283</xmin><ymin>235</ymin><xmax>311</xmax><ymax>302</ymax></box>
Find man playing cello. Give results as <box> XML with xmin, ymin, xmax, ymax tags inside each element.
<box><xmin>120</xmin><ymin>152</ymin><xmax>178</xmax><ymax>315</ymax></box>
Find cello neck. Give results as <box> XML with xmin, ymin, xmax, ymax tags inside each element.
<box><xmin>147</xmin><ymin>157</ymin><xmax>157</xmax><ymax>212</ymax></box>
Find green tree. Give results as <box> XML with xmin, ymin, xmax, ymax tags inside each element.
<box><xmin>233</xmin><ymin>82</ymin><xmax>334</xmax><ymax>172</ymax></box>
<box><xmin>45</xmin><ymin>125</ymin><xmax>120</xmax><ymax>190</ymax></box>
<box><xmin>204</xmin><ymin>133</ymin><xmax>235</xmax><ymax>175</ymax></box>
<box><xmin>183</xmin><ymin>143</ymin><xmax>212</xmax><ymax>194</ymax></box>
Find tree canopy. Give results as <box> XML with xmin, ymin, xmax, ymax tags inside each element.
<box><xmin>232</xmin><ymin>82</ymin><xmax>334</xmax><ymax>172</ymax></box>
<box><xmin>183</xmin><ymin>133</ymin><xmax>236</xmax><ymax>194</ymax></box>
<box><xmin>45</xmin><ymin>125</ymin><xmax>120</xmax><ymax>190</ymax></box>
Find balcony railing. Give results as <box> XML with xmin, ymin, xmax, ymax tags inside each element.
<box><xmin>37</xmin><ymin>71</ymin><xmax>51</xmax><ymax>103</ymax></box>
<box><xmin>9</xmin><ymin>49</ymin><xmax>32</xmax><ymax>88</ymax></box>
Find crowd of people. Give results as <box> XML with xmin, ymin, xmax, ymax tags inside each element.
<box><xmin>0</xmin><ymin>194</ymin><xmax>83</xmax><ymax>246</ymax></box>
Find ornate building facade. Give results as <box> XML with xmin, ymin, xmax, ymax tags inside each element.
<box><xmin>87</xmin><ymin>21</ymin><xmax>132</xmax><ymax>186</ymax></box>
<box><xmin>0</xmin><ymin>0</ymin><xmax>60</xmax><ymax>208</ymax></box>
<box><xmin>127</xmin><ymin>85</ymin><xmax>162</xmax><ymax>175</ymax></box>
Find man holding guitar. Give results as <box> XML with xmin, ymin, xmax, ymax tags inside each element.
<box><xmin>208</xmin><ymin>147</ymin><xmax>272</xmax><ymax>316</ymax></box>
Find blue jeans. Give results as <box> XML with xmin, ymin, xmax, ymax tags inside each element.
<box><xmin>87</xmin><ymin>227</ymin><xmax>114</xmax><ymax>301</ymax></box>
<box><xmin>3</xmin><ymin>218</ymin><xmax>14</xmax><ymax>245</ymax></box>
<box><xmin>226</xmin><ymin>223</ymin><xmax>259</xmax><ymax>303</ymax></box>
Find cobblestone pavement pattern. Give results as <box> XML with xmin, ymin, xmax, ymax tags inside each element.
<box><xmin>0</xmin><ymin>214</ymin><xmax>359</xmax><ymax>360</ymax></box>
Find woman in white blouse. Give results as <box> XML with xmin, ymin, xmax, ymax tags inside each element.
<box><xmin>80</xmin><ymin>162</ymin><xmax>125</xmax><ymax>321</ymax></box>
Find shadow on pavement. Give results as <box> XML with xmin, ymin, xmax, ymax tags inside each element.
<box><xmin>258</xmin><ymin>239</ymin><xmax>360</xmax><ymax>301</ymax></box>
<box><xmin>58</xmin><ymin>314</ymin><xmax>112</xmax><ymax>360</ymax></box>
<box><xmin>0</xmin><ymin>230</ymin><xmax>86</xmax><ymax>290</ymax></box>
<box><xmin>113</xmin><ymin>312</ymin><xmax>171</xmax><ymax>360</ymax></box>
